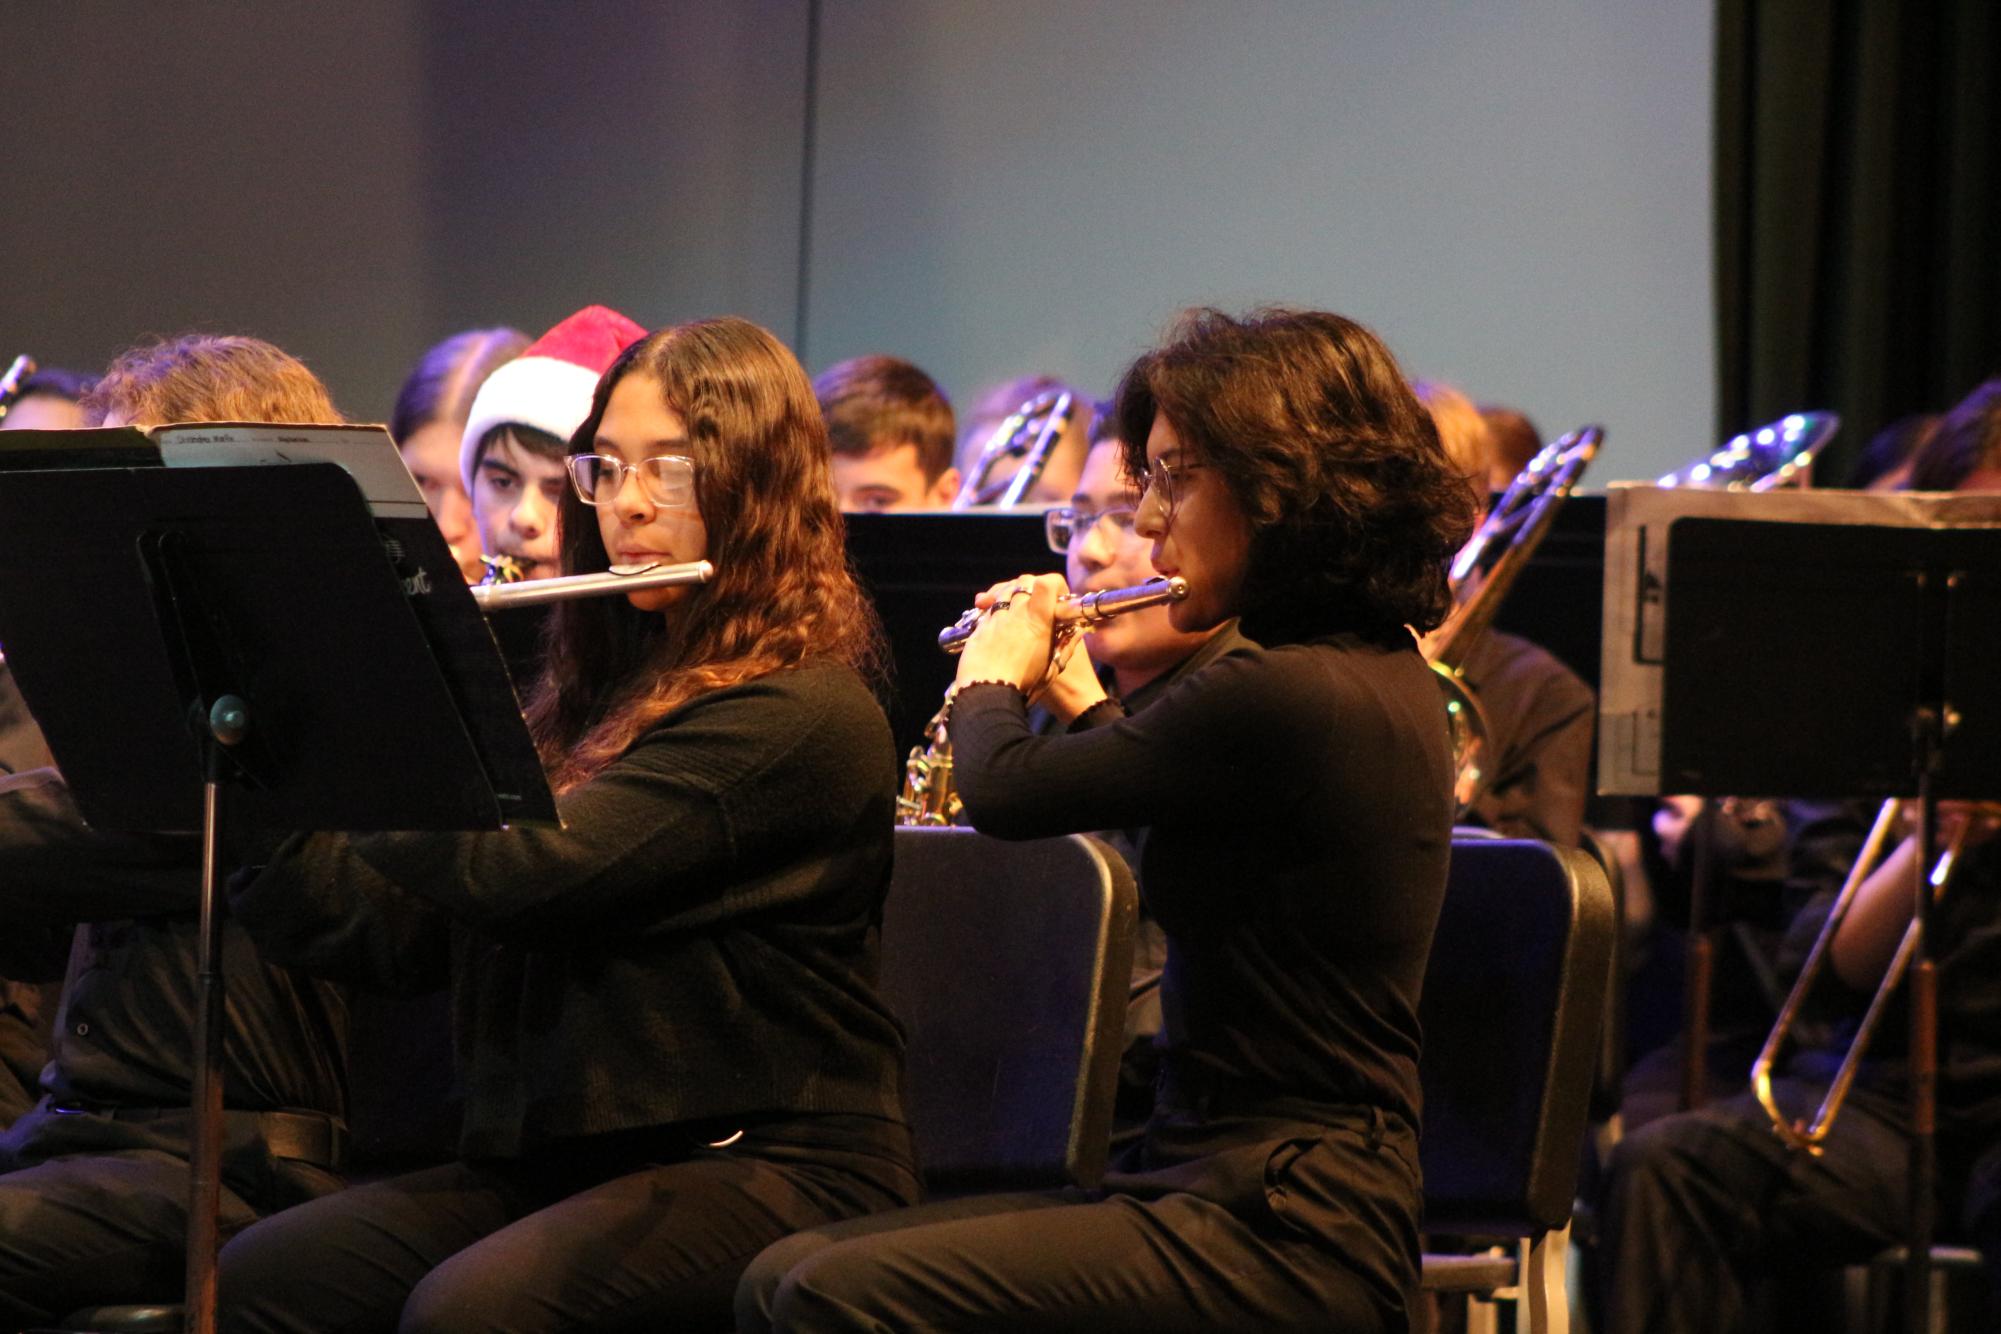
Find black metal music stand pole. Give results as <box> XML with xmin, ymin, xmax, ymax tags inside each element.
<box><xmin>184</xmin><ymin>696</ymin><xmax>244</xmax><ymax>1331</ymax></box>
<box><xmin>1905</xmin><ymin>708</ymin><xmax>1944</xmax><ymax>1334</ymax></box>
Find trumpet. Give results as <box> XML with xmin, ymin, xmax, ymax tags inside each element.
<box><xmin>0</xmin><ymin>355</ymin><xmax>37</xmax><ymax>425</ymax></box>
<box><xmin>899</xmin><ymin>574</ymin><xmax>1190</xmax><ymax>826</ymax></box>
<box><xmin>1750</xmin><ymin>799</ymin><xmax>1976</xmax><ymax>1154</ymax></box>
<box><xmin>951</xmin><ymin>388</ymin><xmax>1080</xmax><ymax>509</ymax></box>
<box><xmin>470</xmin><ymin>560</ymin><xmax>715</xmax><ymax>611</ymax></box>
<box><xmin>937</xmin><ymin>575</ymin><xmax>1189</xmax><ymax>653</ymax></box>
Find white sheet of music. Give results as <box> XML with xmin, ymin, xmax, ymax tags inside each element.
<box><xmin>153</xmin><ymin>421</ymin><xmax>430</xmax><ymax>522</ymax></box>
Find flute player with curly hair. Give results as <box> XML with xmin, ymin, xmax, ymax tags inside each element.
<box><xmin>740</xmin><ymin>307</ymin><xmax>1480</xmax><ymax>1334</ymax></box>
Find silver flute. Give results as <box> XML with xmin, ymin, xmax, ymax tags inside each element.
<box><xmin>470</xmin><ymin>560</ymin><xmax>715</xmax><ymax>611</ymax></box>
<box><xmin>938</xmin><ymin>575</ymin><xmax>1188</xmax><ymax>654</ymax></box>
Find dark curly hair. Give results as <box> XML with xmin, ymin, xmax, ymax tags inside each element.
<box><xmin>1114</xmin><ymin>307</ymin><xmax>1477</xmax><ymax>641</ymax></box>
<box><xmin>524</xmin><ymin>317</ymin><xmax>884</xmax><ymax>791</ymax></box>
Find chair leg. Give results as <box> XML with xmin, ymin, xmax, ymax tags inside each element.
<box><xmin>1517</xmin><ymin>1223</ymin><xmax>1572</xmax><ymax>1334</ymax></box>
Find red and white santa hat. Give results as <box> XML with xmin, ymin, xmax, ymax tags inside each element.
<box><xmin>459</xmin><ymin>304</ymin><xmax>648</xmax><ymax>493</ymax></box>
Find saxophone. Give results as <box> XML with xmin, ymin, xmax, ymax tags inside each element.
<box><xmin>897</xmin><ymin>576</ymin><xmax>1189</xmax><ymax>825</ymax></box>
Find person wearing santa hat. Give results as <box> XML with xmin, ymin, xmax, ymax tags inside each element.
<box><xmin>460</xmin><ymin>305</ymin><xmax>648</xmax><ymax>582</ymax></box>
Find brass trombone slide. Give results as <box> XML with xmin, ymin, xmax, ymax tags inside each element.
<box><xmin>1750</xmin><ymin>799</ymin><xmax>1970</xmax><ymax>1154</ymax></box>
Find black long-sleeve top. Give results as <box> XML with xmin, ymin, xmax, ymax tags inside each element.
<box><xmin>953</xmin><ymin>626</ymin><xmax>1456</xmax><ymax>1132</ymax></box>
<box><xmin>232</xmin><ymin>660</ymin><xmax>910</xmax><ymax>1160</ymax></box>
<box><xmin>1457</xmin><ymin>630</ymin><xmax>1595</xmax><ymax>846</ymax></box>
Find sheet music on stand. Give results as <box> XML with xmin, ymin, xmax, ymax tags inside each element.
<box><xmin>1598</xmin><ymin>484</ymin><xmax>2001</xmax><ymax>798</ymax></box>
<box><xmin>0</xmin><ymin>421</ymin><xmax>554</xmax><ymax>830</ymax></box>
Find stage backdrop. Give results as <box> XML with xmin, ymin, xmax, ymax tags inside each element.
<box><xmin>2</xmin><ymin>1</ymin><xmax>1712</xmax><ymax>482</ymax></box>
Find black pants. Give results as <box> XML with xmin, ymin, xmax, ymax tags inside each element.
<box><xmin>219</xmin><ymin>1116</ymin><xmax>918</xmax><ymax>1334</ymax></box>
<box><xmin>736</xmin><ymin>1109</ymin><xmax>1420</xmax><ymax>1334</ymax></box>
<box><xmin>0</xmin><ymin>1148</ymin><xmax>344</xmax><ymax>1327</ymax></box>
<box><xmin>0</xmin><ymin>1107</ymin><xmax>341</xmax><ymax>1327</ymax></box>
<box><xmin>1597</xmin><ymin>1077</ymin><xmax>2001</xmax><ymax>1333</ymax></box>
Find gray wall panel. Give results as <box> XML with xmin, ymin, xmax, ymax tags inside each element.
<box><xmin>804</xmin><ymin>1</ymin><xmax>1715</xmax><ymax>482</ymax></box>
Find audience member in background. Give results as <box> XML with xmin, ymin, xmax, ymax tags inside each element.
<box><xmin>0</xmin><ymin>335</ymin><xmax>351</xmax><ymax>1326</ymax></box>
<box><xmin>390</xmin><ymin>327</ymin><xmax>530</xmax><ymax>581</ymax></box>
<box><xmin>955</xmin><ymin>374</ymin><xmax>1094</xmax><ymax>507</ymax></box>
<box><xmin>0</xmin><ymin>367</ymin><xmax>95</xmax><ymax>433</ymax></box>
<box><xmin>1478</xmin><ymin>401</ymin><xmax>1543</xmax><ymax>491</ymax></box>
<box><xmin>458</xmin><ymin>306</ymin><xmax>646</xmax><ymax>582</ymax></box>
<box><xmin>814</xmin><ymin>354</ymin><xmax>959</xmax><ymax>511</ymax></box>
<box><xmin>1415</xmin><ymin>379</ymin><xmax>1594</xmax><ymax>845</ymax></box>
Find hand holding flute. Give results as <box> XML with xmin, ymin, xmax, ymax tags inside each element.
<box><xmin>945</xmin><ymin>573</ymin><xmax>1188</xmax><ymax>724</ymax></box>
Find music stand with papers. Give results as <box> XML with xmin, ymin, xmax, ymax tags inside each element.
<box><xmin>0</xmin><ymin>428</ymin><xmax>554</xmax><ymax>1333</ymax></box>
<box><xmin>1600</xmin><ymin>485</ymin><xmax>2001</xmax><ymax>1333</ymax></box>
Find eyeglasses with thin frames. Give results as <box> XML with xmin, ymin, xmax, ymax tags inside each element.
<box><xmin>567</xmin><ymin>453</ymin><xmax>697</xmax><ymax>509</ymax></box>
<box><xmin>1136</xmin><ymin>456</ymin><xmax>1206</xmax><ymax>524</ymax></box>
<box><xmin>1043</xmin><ymin>504</ymin><xmax>1139</xmax><ymax>553</ymax></box>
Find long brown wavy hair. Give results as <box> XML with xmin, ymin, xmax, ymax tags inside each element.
<box><xmin>524</xmin><ymin>318</ymin><xmax>883</xmax><ymax>791</ymax></box>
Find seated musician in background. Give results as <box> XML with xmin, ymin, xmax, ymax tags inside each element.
<box><xmin>1478</xmin><ymin>401</ymin><xmax>1542</xmax><ymax>493</ymax></box>
<box><xmin>1597</xmin><ymin>376</ymin><xmax>2001</xmax><ymax>1332</ymax></box>
<box><xmin>955</xmin><ymin>373</ymin><xmax>1094</xmax><ymax>506</ymax></box>
<box><xmin>457</xmin><ymin>305</ymin><xmax>646</xmax><ymax>581</ymax></box>
<box><xmin>741</xmin><ymin>307</ymin><xmax>1478</xmax><ymax>1334</ymax></box>
<box><xmin>814</xmin><ymin>353</ymin><xmax>960</xmax><ymax>511</ymax></box>
<box><xmin>0</xmin><ymin>366</ymin><xmax>95</xmax><ymax>432</ymax></box>
<box><xmin>219</xmin><ymin>317</ymin><xmax>917</xmax><ymax>1333</ymax></box>
<box><xmin>1415</xmin><ymin>378</ymin><xmax>1594</xmax><ymax>845</ymax></box>
<box><xmin>389</xmin><ymin>325</ymin><xmax>529</xmax><ymax>581</ymax></box>
<box><xmin>0</xmin><ymin>335</ymin><xmax>351</xmax><ymax>1326</ymax></box>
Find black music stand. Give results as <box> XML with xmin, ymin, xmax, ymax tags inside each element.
<box><xmin>1657</xmin><ymin>516</ymin><xmax>2001</xmax><ymax>1334</ymax></box>
<box><xmin>0</xmin><ymin>458</ymin><xmax>553</xmax><ymax>1333</ymax></box>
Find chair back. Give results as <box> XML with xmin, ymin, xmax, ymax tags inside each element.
<box><xmin>878</xmin><ymin>826</ymin><xmax>1137</xmax><ymax>1193</ymax></box>
<box><xmin>1419</xmin><ymin>837</ymin><xmax>1615</xmax><ymax>1236</ymax></box>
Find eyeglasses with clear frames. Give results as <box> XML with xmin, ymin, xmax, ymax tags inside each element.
<box><xmin>1043</xmin><ymin>504</ymin><xmax>1139</xmax><ymax>553</ymax></box>
<box><xmin>567</xmin><ymin>453</ymin><xmax>697</xmax><ymax>509</ymax></box>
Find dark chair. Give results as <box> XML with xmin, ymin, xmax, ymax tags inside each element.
<box><xmin>877</xmin><ymin>826</ymin><xmax>1137</xmax><ymax>1193</ymax></box>
<box><xmin>1418</xmin><ymin>837</ymin><xmax>1617</xmax><ymax>1334</ymax></box>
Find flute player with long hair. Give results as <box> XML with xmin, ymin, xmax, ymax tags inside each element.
<box><xmin>219</xmin><ymin>318</ymin><xmax>918</xmax><ymax>1332</ymax></box>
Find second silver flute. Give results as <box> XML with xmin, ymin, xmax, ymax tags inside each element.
<box><xmin>938</xmin><ymin>575</ymin><xmax>1189</xmax><ymax>654</ymax></box>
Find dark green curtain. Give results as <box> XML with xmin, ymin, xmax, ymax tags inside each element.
<box><xmin>1715</xmin><ymin>0</ymin><xmax>2000</xmax><ymax>482</ymax></box>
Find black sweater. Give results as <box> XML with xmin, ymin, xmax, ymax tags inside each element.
<box><xmin>953</xmin><ymin>627</ymin><xmax>1456</xmax><ymax>1131</ymax></box>
<box><xmin>233</xmin><ymin>660</ymin><xmax>909</xmax><ymax>1159</ymax></box>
